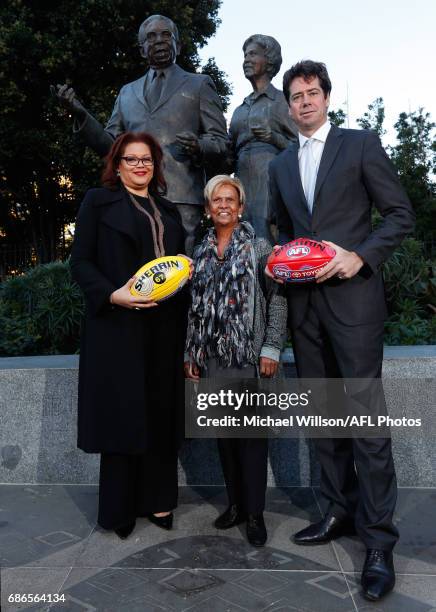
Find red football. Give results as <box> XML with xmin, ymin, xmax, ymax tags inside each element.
<box><xmin>267</xmin><ymin>238</ymin><xmax>336</xmax><ymax>282</ymax></box>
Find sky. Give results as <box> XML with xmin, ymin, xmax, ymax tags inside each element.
<box><xmin>198</xmin><ymin>0</ymin><xmax>436</xmax><ymax>143</ymax></box>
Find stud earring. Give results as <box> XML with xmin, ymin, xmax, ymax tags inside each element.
<box><xmin>206</xmin><ymin>213</ymin><xmax>211</xmax><ymax>220</ymax></box>
<box><xmin>116</xmin><ymin>170</ymin><xmax>120</xmax><ymax>177</ymax></box>
<box><xmin>238</xmin><ymin>214</ymin><xmax>242</xmax><ymax>219</ymax></box>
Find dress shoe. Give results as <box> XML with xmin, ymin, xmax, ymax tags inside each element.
<box><xmin>293</xmin><ymin>513</ymin><xmax>355</xmax><ymax>545</ymax></box>
<box><xmin>114</xmin><ymin>520</ymin><xmax>136</xmax><ymax>540</ymax></box>
<box><xmin>214</xmin><ymin>505</ymin><xmax>246</xmax><ymax>529</ymax></box>
<box><xmin>246</xmin><ymin>514</ymin><xmax>267</xmax><ymax>547</ymax></box>
<box><xmin>146</xmin><ymin>512</ymin><xmax>173</xmax><ymax>530</ymax></box>
<box><xmin>361</xmin><ymin>549</ymin><xmax>395</xmax><ymax>601</ymax></box>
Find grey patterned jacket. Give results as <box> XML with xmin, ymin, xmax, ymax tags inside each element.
<box><xmin>250</xmin><ymin>238</ymin><xmax>287</xmax><ymax>365</ymax></box>
<box><xmin>184</xmin><ymin>237</ymin><xmax>287</xmax><ymax>368</ymax></box>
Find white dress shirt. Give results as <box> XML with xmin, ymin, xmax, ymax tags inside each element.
<box><xmin>298</xmin><ymin>120</ymin><xmax>331</xmax><ymax>211</ymax></box>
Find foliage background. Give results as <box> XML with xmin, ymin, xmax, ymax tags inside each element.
<box><xmin>0</xmin><ymin>0</ymin><xmax>229</xmax><ymax>263</ymax></box>
<box><xmin>0</xmin><ymin>2</ymin><xmax>435</xmax><ymax>354</ymax></box>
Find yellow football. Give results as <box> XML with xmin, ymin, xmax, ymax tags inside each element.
<box><xmin>130</xmin><ymin>255</ymin><xmax>190</xmax><ymax>302</ymax></box>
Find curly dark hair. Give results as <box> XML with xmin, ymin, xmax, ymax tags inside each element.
<box><xmin>283</xmin><ymin>60</ymin><xmax>332</xmax><ymax>104</ymax></box>
<box><xmin>101</xmin><ymin>131</ymin><xmax>167</xmax><ymax>195</ymax></box>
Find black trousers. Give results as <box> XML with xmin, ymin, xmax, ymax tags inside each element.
<box><xmin>204</xmin><ymin>358</ymin><xmax>268</xmax><ymax>515</ymax></box>
<box><xmin>217</xmin><ymin>438</ymin><xmax>268</xmax><ymax>515</ymax></box>
<box><xmin>291</xmin><ymin>288</ymin><xmax>399</xmax><ymax>551</ymax></box>
<box><xmin>98</xmin><ymin>451</ymin><xmax>178</xmax><ymax>530</ymax></box>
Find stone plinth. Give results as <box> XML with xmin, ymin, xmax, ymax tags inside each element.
<box><xmin>0</xmin><ymin>348</ymin><xmax>435</xmax><ymax>486</ymax></box>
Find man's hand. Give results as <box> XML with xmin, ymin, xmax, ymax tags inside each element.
<box><xmin>259</xmin><ymin>357</ymin><xmax>279</xmax><ymax>377</ymax></box>
<box><xmin>176</xmin><ymin>131</ymin><xmax>200</xmax><ymax>156</ymax></box>
<box><xmin>110</xmin><ymin>277</ymin><xmax>158</xmax><ymax>309</ymax></box>
<box><xmin>251</xmin><ymin>126</ymin><xmax>274</xmax><ymax>145</ymax></box>
<box><xmin>184</xmin><ymin>361</ymin><xmax>200</xmax><ymax>381</ymax></box>
<box><xmin>315</xmin><ymin>241</ymin><xmax>364</xmax><ymax>283</ymax></box>
<box><xmin>264</xmin><ymin>245</ymin><xmax>284</xmax><ymax>284</ymax></box>
<box><xmin>51</xmin><ymin>84</ymin><xmax>87</xmax><ymax>119</ymax></box>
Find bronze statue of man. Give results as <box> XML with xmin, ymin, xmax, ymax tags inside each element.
<box><xmin>54</xmin><ymin>15</ymin><xmax>228</xmax><ymax>253</ymax></box>
<box><xmin>229</xmin><ymin>34</ymin><xmax>295</xmax><ymax>243</ymax></box>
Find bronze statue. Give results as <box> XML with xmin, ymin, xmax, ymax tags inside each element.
<box><xmin>229</xmin><ymin>35</ymin><xmax>296</xmax><ymax>242</ymax></box>
<box><xmin>54</xmin><ymin>15</ymin><xmax>228</xmax><ymax>253</ymax></box>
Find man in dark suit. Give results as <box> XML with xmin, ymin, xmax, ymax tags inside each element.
<box><xmin>267</xmin><ymin>60</ymin><xmax>415</xmax><ymax>601</ymax></box>
<box><xmin>55</xmin><ymin>15</ymin><xmax>228</xmax><ymax>253</ymax></box>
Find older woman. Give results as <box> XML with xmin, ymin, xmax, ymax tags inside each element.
<box><xmin>229</xmin><ymin>34</ymin><xmax>295</xmax><ymax>242</ymax></box>
<box><xmin>70</xmin><ymin>131</ymin><xmax>189</xmax><ymax>539</ymax></box>
<box><xmin>185</xmin><ymin>175</ymin><xmax>287</xmax><ymax>546</ymax></box>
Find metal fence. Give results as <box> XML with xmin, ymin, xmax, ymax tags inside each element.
<box><xmin>0</xmin><ymin>244</ymin><xmax>70</xmax><ymax>281</ymax></box>
<box><xmin>0</xmin><ymin>245</ymin><xmax>36</xmax><ymax>281</ymax></box>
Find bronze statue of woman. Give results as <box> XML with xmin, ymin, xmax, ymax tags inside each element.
<box><xmin>229</xmin><ymin>35</ymin><xmax>295</xmax><ymax>242</ymax></box>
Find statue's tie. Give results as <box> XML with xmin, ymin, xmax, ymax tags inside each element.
<box><xmin>147</xmin><ymin>71</ymin><xmax>164</xmax><ymax>109</ymax></box>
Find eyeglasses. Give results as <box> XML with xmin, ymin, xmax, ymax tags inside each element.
<box><xmin>121</xmin><ymin>156</ymin><xmax>154</xmax><ymax>167</ymax></box>
<box><xmin>144</xmin><ymin>30</ymin><xmax>174</xmax><ymax>43</ymax></box>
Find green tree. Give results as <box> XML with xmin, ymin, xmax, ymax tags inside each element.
<box><xmin>0</xmin><ymin>0</ymin><xmax>228</xmax><ymax>265</ymax></box>
<box><xmin>0</xmin><ymin>261</ymin><xmax>84</xmax><ymax>355</ymax></box>
<box><xmin>355</xmin><ymin>99</ymin><xmax>435</xmax><ymax>343</ymax></box>
<box><xmin>202</xmin><ymin>57</ymin><xmax>232</xmax><ymax>112</ymax></box>
<box><xmin>328</xmin><ymin>108</ymin><xmax>346</xmax><ymax>127</ymax></box>
<box><xmin>389</xmin><ymin>108</ymin><xmax>436</xmax><ymax>239</ymax></box>
<box><xmin>356</xmin><ymin>97</ymin><xmax>386</xmax><ymax>137</ymax></box>
<box><xmin>383</xmin><ymin>238</ymin><xmax>436</xmax><ymax>344</ymax></box>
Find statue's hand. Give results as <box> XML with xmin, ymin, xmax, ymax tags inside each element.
<box><xmin>176</xmin><ymin>131</ymin><xmax>201</xmax><ymax>157</ymax></box>
<box><xmin>251</xmin><ymin>126</ymin><xmax>274</xmax><ymax>144</ymax></box>
<box><xmin>51</xmin><ymin>83</ymin><xmax>87</xmax><ymax>119</ymax></box>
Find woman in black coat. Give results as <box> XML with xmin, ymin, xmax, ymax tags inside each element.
<box><xmin>70</xmin><ymin>131</ymin><xmax>190</xmax><ymax>539</ymax></box>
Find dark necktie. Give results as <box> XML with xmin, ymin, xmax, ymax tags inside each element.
<box><xmin>147</xmin><ymin>71</ymin><xmax>164</xmax><ymax>109</ymax></box>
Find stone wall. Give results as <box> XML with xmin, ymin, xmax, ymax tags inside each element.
<box><xmin>0</xmin><ymin>348</ymin><xmax>435</xmax><ymax>486</ymax></box>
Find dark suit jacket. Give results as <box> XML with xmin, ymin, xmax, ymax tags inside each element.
<box><xmin>75</xmin><ymin>64</ymin><xmax>228</xmax><ymax>206</ymax></box>
<box><xmin>70</xmin><ymin>187</ymin><xmax>187</xmax><ymax>453</ymax></box>
<box><xmin>269</xmin><ymin>125</ymin><xmax>415</xmax><ymax>327</ymax></box>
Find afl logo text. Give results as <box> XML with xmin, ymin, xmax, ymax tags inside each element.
<box><xmin>287</xmin><ymin>246</ymin><xmax>310</xmax><ymax>258</ymax></box>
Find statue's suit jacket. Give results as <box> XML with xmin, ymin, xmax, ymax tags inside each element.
<box><xmin>269</xmin><ymin>125</ymin><xmax>415</xmax><ymax>328</ymax></box>
<box><xmin>76</xmin><ymin>64</ymin><xmax>228</xmax><ymax>206</ymax></box>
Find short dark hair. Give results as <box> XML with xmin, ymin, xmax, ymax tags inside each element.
<box><xmin>282</xmin><ymin>60</ymin><xmax>331</xmax><ymax>104</ymax></box>
<box><xmin>101</xmin><ymin>131</ymin><xmax>167</xmax><ymax>195</ymax></box>
<box><xmin>242</xmin><ymin>34</ymin><xmax>282</xmax><ymax>79</ymax></box>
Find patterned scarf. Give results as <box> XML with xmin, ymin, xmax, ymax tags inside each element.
<box><xmin>186</xmin><ymin>221</ymin><xmax>256</xmax><ymax>368</ymax></box>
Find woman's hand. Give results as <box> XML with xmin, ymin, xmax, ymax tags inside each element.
<box><xmin>264</xmin><ymin>245</ymin><xmax>284</xmax><ymax>284</ymax></box>
<box><xmin>177</xmin><ymin>254</ymin><xmax>194</xmax><ymax>280</ymax></box>
<box><xmin>110</xmin><ymin>277</ymin><xmax>158</xmax><ymax>310</ymax></box>
<box><xmin>259</xmin><ymin>357</ymin><xmax>279</xmax><ymax>378</ymax></box>
<box><xmin>184</xmin><ymin>361</ymin><xmax>200</xmax><ymax>381</ymax></box>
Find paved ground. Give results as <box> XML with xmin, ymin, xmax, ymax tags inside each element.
<box><xmin>0</xmin><ymin>486</ymin><xmax>435</xmax><ymax>611</ymax></box>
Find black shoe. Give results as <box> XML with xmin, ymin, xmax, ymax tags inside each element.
<box><xmin>214</xmin><ymin>505</ymin><xmax>246</xmax><ymax>529</ymax></box>
<box><xmin>146</xmin><ymin>512</ymin><xmax>173</xmax><ymax>530</ymax></box>
<box><xmin>114</xmin><ymin>520</ymin><xmax>136</xmax><ymax>540</ymax></box>
<box><xmin>361</xmin><ymin>549</ymin><xmax>395</xmax><ymax>601</ymax></box>
<box><xmin>246</xmin><ymin>514</ymin><xmax>267</xmax><ymax>547</ymax></box>
<box><xmin>293</xmin><ymin>514</ymin><xmax>355</xmax><ymax>545</ymax></box>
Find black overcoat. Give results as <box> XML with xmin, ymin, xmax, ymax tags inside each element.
<box><xmin>70</xmin><ymin>187</ymin><xmax>187</xmax><ymax>454</ymax></box>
